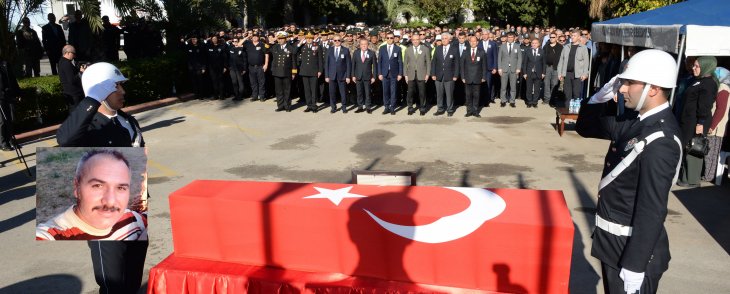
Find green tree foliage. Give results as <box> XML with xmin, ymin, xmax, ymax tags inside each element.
<box><xmin>416</xmin><ymin>0</ymin><xmax>463</xmax><ymax>25</ymax></box>
<box><xmin>589</xmin><ymin>0</ymin><xmax>682</xmax><ymax>20</ymax></box>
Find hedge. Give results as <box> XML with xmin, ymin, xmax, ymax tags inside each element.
<box><xmin>11</xmin><ymin>53</ymin><xmax>189</xmax><ymax>133</ymax></box>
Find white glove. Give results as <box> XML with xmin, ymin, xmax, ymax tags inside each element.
<box><xmin>619</xmin><ymin>267</ymin><xmax>644</xmax><ymax>294</ymax></box>
<box><xmin>86</xmin><ymin>80</ymin><xmax>118</xmax><ymax>103</ymax></box>
<box><xmin>588</xmin><ymin>75</ymin><xmax>621</xmax><ymax>104</ymax></box>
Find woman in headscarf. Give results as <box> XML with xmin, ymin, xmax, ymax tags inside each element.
<box><xmin>702</xmin><ymin>67</ymin><xmax>730</xmax><ymax>183</ymax></box>
<box><xmin>677</xmin><ymin>56</ymin><xmax>718</xmax><ymax>187</ymax></box>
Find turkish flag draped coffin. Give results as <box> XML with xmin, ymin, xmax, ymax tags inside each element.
<box><xmin>168</xmin><ymin>181</ymin><xmax>574</xmax><ymax>293</ymax></box>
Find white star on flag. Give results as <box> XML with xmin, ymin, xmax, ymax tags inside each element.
<box><xmin>302</xmin><ymin>186</ymin><xmax>366</xmax><ymax>206</ymax></box>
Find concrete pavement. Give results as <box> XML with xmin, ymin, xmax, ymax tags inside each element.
<box><xmin>1</xmin><ymin>96</ymin><xmax>728</xmax><ymax>293</ymax></box>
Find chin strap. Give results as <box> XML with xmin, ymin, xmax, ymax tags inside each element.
<box><xmin>634</xmin><ymin>83</ymin><xmax>652</xmax><ymax>111</ymax></box>
<box><xmin>101</xmin><ymin>100</ymin><xmax>117</xmax><ymax>115</ymax></box>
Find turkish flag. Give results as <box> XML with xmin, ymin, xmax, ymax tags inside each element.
<box><xmin>169</xmin><ymin>181</ymin><xmax>573</xmax><ymax>293</ymax></box>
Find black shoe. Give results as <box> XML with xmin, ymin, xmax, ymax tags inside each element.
<box><xmin>447</xmin><ymin>112</ymin><xmax>453</xmax><ymax>117</ymax></box>
<box><xmin>382</xmin><ymin>109</ymin><xmax>390</xmax><ymax>115</ymax></box>
<box><xmin>465</xmin><ymin>113</ymin><xmax>472</xmax><ymax>117</ymax></box>
<box><xmin>343</xmin><ymin>109</ymin><xmax>348</xmax><ymax>114</ymax></box>
<box><xmin>286</xmin><ymin>108</ymin><xmax>291</xmax><ymax>112</ymax></box>
<box><xmin>251</xmin><ymin>97</ymin><xmax>259</xmax><ymax>101</ymax></box>
<box><xmin>676</xmin><ymin>181</ymin><xmax>699</xmax><ymax>188</ymax></box>
<box><xmin>510</xmin><ymin>103</ymin><xmax>516</xmax><ymax>108</ymax></box>
<box><xmin>355</xmin><ymin>107</ymin><xmax>364</xmax><ymax>113</ymax></box>
<box><xmin>420</xmin><ymin>110</ymin><xmax>426</xmax><ymax>116</ymax></box>
<box><xmin>312</xmin><ymin>108</ymin><xmax>318</xmax><ymax>113</ymax></box>
<box><xmin>407</xmin><ymin>108</ymin><xmax>415</xmax><ymax>115</ymax></box>
<box><xmin>0</xmin><ymin>144</ymin><xmax>13</xmax><ymax>151</ymax></box>
<box><xmin>434</xmin><ymin>110</ymin><xmax>445</xmax><ymax>116</ymax></box>
<box><xmin>473</xmin><ymin>113</ymin><xmax>481</xmax><ymax>118</ymax></box>
<box><xmin>367</xmin><ymin>108</ymin><xmax>373</xmax><ymax>114</ymax></box>
<box><xmin>275</xmin><ymin>108</ymin><xmax>285</xmax><ymax>112</ymax></box>
<box><xmin>542</xmin><ymin>101</ymin><xmax>549</xmax><ymax>105</ymax></box>
<box><xmin>330</xmin><ymin>109</ymin><xmax>337</xmax><ymax>113</ymax></box>
<box><xmin>500</xmin><ymin>102</ymin><xmax>506</xmax><ymax>107</ymax></box>
<box><xmin>391</xmin><ymin>111</ymin><xmax>396</xmax><ymax>115</ymax></box>
<box><xmin>304</xmin><ymin>108</ymin><xmax>312</xmax><ymax>113</ymax></box>
<box><xmin>485</xmin><ymin>103</ymin><xmax>490</xmax><ymax>107</ymax></box>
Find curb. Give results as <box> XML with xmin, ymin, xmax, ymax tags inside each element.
<box><xmin>15</xmin><ymin>93</ymin><xmax>196</xmax><ymax>145</ymax></box>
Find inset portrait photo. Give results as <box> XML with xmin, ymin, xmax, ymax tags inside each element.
<box><xmin>35</xmin><ymin>147</ymin><xmax>148</xmax><ymax>241</ymax></box>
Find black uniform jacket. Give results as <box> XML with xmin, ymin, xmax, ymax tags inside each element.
<box><xmin>57</xmin><ymin>97</ymin><xmax>145</xmax><ymax>147</ymax></box>
<box><xmin>576</xmin><ymin>100</ymin><xmax>682</xmax><ymax>273</ymax></box>
<box><xmin>270</xmin><ymin>43</ymin><xmax>298</xmax><ymax>78</ymax></box>
<box><xmin>297</xmin><ymin>42</ymin><xmax>323</xmax><ymax>77</ymax></box>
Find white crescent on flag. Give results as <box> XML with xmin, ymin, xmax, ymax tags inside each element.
<box><xmin>363</xmin><ymin>187</ymin><xmax>506</xmax><ymax>243</ymax></box>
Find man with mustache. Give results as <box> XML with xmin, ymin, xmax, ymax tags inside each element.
<box><xmin>36</xmin><ymin>150</ymin><xmax>147</xmax><ymax>241</ymax></box>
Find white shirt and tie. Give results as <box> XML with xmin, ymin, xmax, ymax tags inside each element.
<box><xmin>443</xmin><ymin>45</ymin><xmax>450</xmax><ymax>59</ymax></box>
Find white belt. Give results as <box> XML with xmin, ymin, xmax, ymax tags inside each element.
<box><xmin>595</xmin><ymin>215</ymin><xmax>633</xmax><ymax>236</ymax></box>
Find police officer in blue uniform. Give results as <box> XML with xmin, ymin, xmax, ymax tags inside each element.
<box><xmin>186</xmin><ymin>35</ymin><xmax>207</xmax><ymax>99</ymax></box>
<box><xmin>576</xmin><ymin>49</ymin><xmax>683</xmax><ymax>294</ymax></box>
<box><xmin>206</xmin><ymin>35</ymin><xmax>228</xmax><ymax>100</ymax></box>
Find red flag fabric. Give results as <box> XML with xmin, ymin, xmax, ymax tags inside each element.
<box><xmin>167</xmin><ymin>181</ymin><xmax>574</xmax><ymax>293</ymax></box>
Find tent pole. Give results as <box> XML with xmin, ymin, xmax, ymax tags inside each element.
<box><xmin>670</xmin><ymin>34</ymin><xmax>687</xmax><ymax>106</ymax></box>
<box><xmin>587</xmin><ymin>43</ymin><xmax>594</xmax><ymax>98</ymax></box>
<box><xmin>621</xmin><ymin>45</ymin><xmax>625</xmax><ymax>62</ymax></box>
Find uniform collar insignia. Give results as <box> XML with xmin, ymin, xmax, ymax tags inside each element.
<box><xmin>625</xmin><ymin>138</ymin><xmax>639</xmax><ymax>151</ymax></box>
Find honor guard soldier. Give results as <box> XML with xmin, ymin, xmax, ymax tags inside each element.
<box><xmin>206</xmin><ymin>35</ymin><xmax>228</xmax><ymax>100</ymax></box>
<box><xmin>576</xmin><ymin>49</ymin><xmax>682</xmax><ymax>294</ymax></box>
<box><xmin>186</xmin><ymin>36</ymin><xmax>207</xmax><ymax>99</ymax></box>
<box><xmin>228</xmin><ymin>37</ymin><xmax>248</xmax><ymax>101</ymax></box>
<box><xmin>244</xmin><ymin>32</ymin><xmax>269</xmax><ymax>101</ymax></box>
<box><xmin>270</xmin><ymin>31</ymin><xmax>298</xmax><ymax>112</ymax></box>
<box><xmin>297</xmin><ymin>31</ymin><xmax>323</xmax><ymax>112</ymax></box>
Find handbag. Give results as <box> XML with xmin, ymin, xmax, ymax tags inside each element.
<box><xmin>687</xmin><ymin>134</ymin><xmax>709</xmax><ymax>157</ymax></box>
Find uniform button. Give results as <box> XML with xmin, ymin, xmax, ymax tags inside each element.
<box><xmin>611</xmin><ymin>148</ymin><xmax>617</xmax><ymax>152</ymax></box>
<box><xmin>607</xmin><ymin>162</ymin><xmax>611</xmax><ymax>167</ymax></box>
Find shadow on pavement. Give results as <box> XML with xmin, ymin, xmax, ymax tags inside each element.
<box><xmin>673</xmin><ymin>185</ymin><xmax>730</xmax><ymax>255</ymax></box>
<box><xmin>567</xmin><ymin>167</ymin><xmax>600</xmax><ymax>293</ymax></box>
<box><xmin>139</xmin><ymin>116</ymin><xmax>186</xmax><ymax>133</ymax></box>
<box><xmin>0</xmin><ymin>274</ymin><xmax>81</xmax><ymax>293</ymax></box>
<box><xmin>0</xmin><ymin>208</ymin><xmax>36</xmax><ymax>234</ymax></box>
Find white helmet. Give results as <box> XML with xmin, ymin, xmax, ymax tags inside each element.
<box><xmin>618</xmin><ymin>49</ymin><xmax>677</xmax><ymax>88</ymax></box>
<box><xmin>82</xmin><ymin>62</ymin><xmax>128</xmax><ymax>100</ymax></box>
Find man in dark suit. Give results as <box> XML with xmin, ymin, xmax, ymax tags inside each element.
<box><xmin>378</xmin><ymin>32</ymin><xmax>403</xmax><ymax>115</ymax></box>
<box><xmin>430</xmin><ymin>32</ymin><xmax>460</xmax><ymax>116</ymax></box>
<box><xmin>352</xmin><ymin>38</ymin><xmax>378</xmax><ymax>113</ymax></box>
<box><xmin>522</xmin><ymin>38</ymin><xmax>545</xmax><ymax>108</ymax></box>
<box><xmin>42</xmin><ymin>13</ymin><xmax>66</xmax><ymax>75</ymax></box>
<box><xmin>16</xmin><ymin>17</ymin><xmax>43</xmax><ymax>77</ymax></box>
<box><xmin>403</xmin><ymin>34</ymin><xmax>431</xmax><ymax>116</ymax></box>
<box><xmin>461</xmin><ymin>36</ymin><xmax>487</xmax><ymax>118</ymax></box>
<box><xmin>58</xmin><ymin>45</ymin><xmax>85</xmax><ymax>112</ymax></box>
<box><xmin>324</xmin><ymin>35</ymin><xmax>352</xmax><ymax>113</ymax></box>
<box><xmin>477</xmin><ymin>31</ymin><xmax>498</xmax><ymax>106</ymax></box>
<box><xmin>297</xmin><ymin>32</ymin><xmax>323</xmax><ymax>112</ymax></box>
<box><xmin>0</xmin><ymin>54</ymin><xmax>19</xmax><ymax>151</ymax></box>
<box><xmin>270</xmin><ymin>32</ymin><xmax>298</xmax><ymax>112</ymax></box>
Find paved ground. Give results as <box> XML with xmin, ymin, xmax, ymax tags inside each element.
<box><xmin>1</xmin><ymin>95</ymin><xmax>728</xmax><ymax>293</ymax></box>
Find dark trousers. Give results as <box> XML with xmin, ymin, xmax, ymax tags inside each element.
<box><xmin>465</xmin><ymin>83</ymin><xmax>481</xmax><ymax>114</ymax></box>
<box><xmin>564</xmin><ymin>72</ymin><xmax>583</xmax><ymax>100</ymax></box>
<box><xmin>209</xmin><ymin>67</ymin><xmax>224</xmax><ymax>99</ymax></box>
<box><xmin>406</xmin><ymin>79</ymin><xmax>426</xmax><ymax>111</ymax></box>
<box><xmin>48</xmin><ymin>53</ymin><xmax>61</xmax><ymax>75</ymax></box>
<box><xmin>301</xmin><ymin>76</ymin><xmax>318</xmax><ymax>110</ymax></box>
<box><xmin>601</xmin><ymin>262</ymin><xmax>663</xmax><ymax>294</ymax></box>
<box><xmin>248</xmin><ymin>65</ymin><xmax>265</xmax><ymax>99</ymax></box>
<box><xmin>274</xmin><ymin>76</ymin><xmax>291</xmax><ymax>110</ymax></box>
<box><xmin>189</xmin><ymin>68</ymin><xmax>205</xmax><ymax>97</ymax></box>
<box><xmin>229</xmin><ymin>68</ymin><xmax>246</xmax><ymax>100</ymax></box>
<box><xmin>481</xmin><ymin>72</ymin><xmax>494</xmax><ymax>106</ymax></box>
<box><xmin>0</xmin><ymin>100</ymin><xmax>12</xmax><ymax>146</ymax></box>
<box><xmin>382</xmin><ymin>77</ymin><xmax>398</xmax><ymax>111</ymax></box>
<box><xmin>88</xmin><ymin>240</ymin><xmax>148</xmax><ymax>294</ymax></box>
<box><xmin>329</xmin><ymin>79</ymin><xmax>347</xmax><ymax>111</ymax></box>
<box><xmin>525</xmin><ymin>76</ymin><xmax>543</xmax><ymax>105</ymax></box>
<box><xmin>355</xmin><ymin>79</ymin><xmax>372</xmax><ymax>108</ymax></box>
<box><xmin>24</xmin><ymin>56</ymin><xmax>40</xmax><ymax>77</ymax></box>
